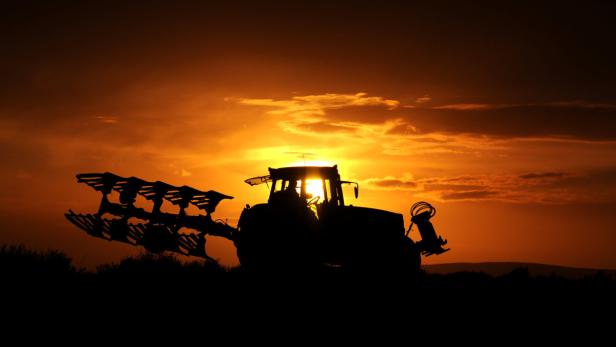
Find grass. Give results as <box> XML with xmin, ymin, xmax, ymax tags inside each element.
<box><xmin>1</xmin><ymin>244</ymin><xmax>614</xmax><ymax>298</ymax></box>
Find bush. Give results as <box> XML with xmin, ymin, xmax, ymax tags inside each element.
<box><xmin>0</xmin><ymin>244</ymin><xmax>77</xmax><ymax>277</ymax></box>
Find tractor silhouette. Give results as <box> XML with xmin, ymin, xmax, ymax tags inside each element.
<box><xmin>66</xmin><ymin>165</ymin><xmax>448</xmax><ymax>271</ymax></box>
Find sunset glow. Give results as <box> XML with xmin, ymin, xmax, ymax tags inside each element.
<box><xmin>304</xmin><ymin>179</ymin><xmax>325</xmax><ymax>200</ymax></box>
<box><xmin>1</xmin><ymin>2</ymin><xmax>616</xmax><ymax>270</ymax></box>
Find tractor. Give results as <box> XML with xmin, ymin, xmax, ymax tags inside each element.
<box><xmin>66</xmin><ymin>165</ymin><xmax>448</xmax><ymax>271</ymax></box>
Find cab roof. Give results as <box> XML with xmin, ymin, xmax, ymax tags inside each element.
<box><xmin>269</xmin><ymin>165</ymin><xmax>339</xmax><ymax>179</ymax></box>
<box><xmin>244</xmin><ymin>165</ymin><xmax>340</xmax><ymax>186</ymax></box>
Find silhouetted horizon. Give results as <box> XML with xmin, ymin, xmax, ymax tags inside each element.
<box><xmin>2</xmin><ymin>1</ymin><xmax>616</xmax><ymax>271</ymax></box>
<box><xmin>3</xmin><ymin>244</ymin><xmax>615</xmax><ymax>277</ymax></box>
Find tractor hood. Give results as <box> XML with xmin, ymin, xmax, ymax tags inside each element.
<box><xmin>345</xmin><ymin>206</ymin><xmax>403</xmax><ymax>221</ymax></box>
<box><xmin>328</xmin><ymin>205</ymin><xmax>406</xmax><ymax>238</ymax></box>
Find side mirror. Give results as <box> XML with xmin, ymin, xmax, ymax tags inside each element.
<box><xmin>341</xmin><ymin>180</ymin><xmax>360</xmax><ymax>199</ymax></box>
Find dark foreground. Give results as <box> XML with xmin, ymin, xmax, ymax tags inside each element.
<box><xmin>2</xmin><ymin>244</ymin><xmax>614</xmax><ymax>338</ymax></box>
<box><xmin>2</xmin><ymin>244</ymin><xmax>614</xmax><ymax>295</ymax></box>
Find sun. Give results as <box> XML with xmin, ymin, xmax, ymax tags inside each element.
<box><xmin>305</xmin><ymin>179</ymin><xmax>324</xmax><ymax>199</ymax></box>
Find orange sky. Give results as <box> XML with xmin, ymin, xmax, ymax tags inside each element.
<box><xmin>1</xmin><ymin>1</ymin><xmax>616</xmax><ymax>269</ymax></box>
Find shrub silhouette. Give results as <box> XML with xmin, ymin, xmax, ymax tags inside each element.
<box><xmin>0</xmin><ymin>244</ymin><xmax>614</xmax><ymax>296</ymax></box>
<box><xmin>96</xmin><ymin>252</ymin><xmax>227</xmax><ymax>278</ymax></box>
<box><xmin>0</xmin><ymin>244</ymin><xmax>77</xmax><ymax>277</ymax></box>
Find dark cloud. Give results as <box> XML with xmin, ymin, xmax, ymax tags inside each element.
<box><xmin>363</xmin><ymin>177</ymin><xmax>418</xmax><ymax>190</ymax></box>
<box><xmin>441</xmin><ymin>190</ymin><xmax>498</xmax><ymax>200</ymax></box>
<box><xmin>404</xmin><ymin>104</ymin><xmax>616</xmax><ymax>140</ymax></box>
<box><xmin>546</xmin><ymin>168</ymin><xmax>616</xmax><ymax>191</ymax></box>
<box><xmin>362</xmin><ymin>169</ymin><xmax>616</xmax><ymax>204</ymax></box>
<box><xmin>322</xmin><ymin>102</ymin><xmax>616</xmax><ymax>140</ymax></box>
<box><xmin>385</xmin><ymin>123</ymin><xmax>419</xmax><ymax>136</ymax></box>
<box><xmin>372</xmin><ymin>179</ymin><xmax>417</xmax><ymax>188</ymax></box>
<box><xmin>271</xmin><ymin>99</ymin><xmax>616</xmax><ymax>141</ymax></box>
<box><xmin>423</xmin><ymin>183</ymin><xmax>485</xmax><ymax>192</ymax></box>
<box><xmin>520</xmin><ymin>172</ymin><xmax>566</xmax><ymax>180</ymax></box>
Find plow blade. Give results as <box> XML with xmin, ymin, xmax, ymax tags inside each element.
<box><xmin>65</xmin><ymin>172</ymin><xmax>237</xmax><ymax>259</ymax></box>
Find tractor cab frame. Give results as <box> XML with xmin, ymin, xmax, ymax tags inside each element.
<box><xmin>246</xmin><ymin>165</ymin><xmax>359</xmax><ymax>213</ymax></box>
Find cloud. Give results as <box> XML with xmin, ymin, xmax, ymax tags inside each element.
<box><xmin>362</xmin><ymin>175</ymin><xmax>418</xmax><ymax>190</ymax></box>
<box><xmin>433</xmin><ymin>101</ymin><xmax>616</xmax><ymax>111</ymax></box>
<box><xmin>519</xmin><ymin>172</ymin><xmax>566</xmax><ymax>180</ymax></box>
<box><xmin>441</xmin><ymin>190</ymin><xmax>498</xmax><ymax>200</ymax></box>
<box><xmin>238</xmin><ymin>93</ymin><xmax>616</xmax><ymax>142</ymax></box>
<box><xmin>415</xmin><ymin>95</ymin><xmax>432</xmax><ymax>104</ymax></box>
<box><xmin>292</xmin><ymin>93</ymin><xmax>400</xmax><ymax>110</ymax></box>
<box><xmin>415</xmin><ymin>102</ymin><xmax>616</xmax><ymax>140</ymax></box>
<box><xmin>236</xmin><ymin>93</ymin><xmax>402</xmax><ymax>137</ymax></box>
<box><xmin>234</xmin><ymin>93</ymin><xmax>616</xmax><ymax>184</ymax></box>
<box><xmin>543</xmin><ymin>101</ymin><xmax>616</xmax><ymax>109</ymax></box>
<box><xmin>360</xmin><ymin>170</ymin><xmax>616</xmax><ymax>204</ymax></box>
<box><xmin>432</xmin><ymin>103</ymin><xmax>495</xmax><ymax>110</ymax></box>
<box><xmin>417</xmin><ymin>173</ymin><xmax>575</xmax><ymax>203</ymax></box>
<box><xmin>423</xmin><ymin>183</ymin><xmax>485</xmax><ymax>191</ymax></box>
<box><xmin>95</xmin><ymin>116</ymin><xmax>119</xmax><ymax>124</ymax></box>
<box><xmin>384</xmin><ymin>122</ymin><xmax>418</xmax><ymax>135</ymax></box>
<box><xmin>237</xmin><ymin>92</ymin><xmax>399</xmax><ymax>118</ymax></box>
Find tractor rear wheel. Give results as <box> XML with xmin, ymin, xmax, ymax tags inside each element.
<box><xmin>236</xmin><ymin>204</ymin><xmax>319</xmax><ymax>271</ymax></box>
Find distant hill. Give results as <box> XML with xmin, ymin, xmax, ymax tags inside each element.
<box><xmin>423</xmin><ymin>262</ymin><xmax>616</xmax><ymax>279</ymax></box>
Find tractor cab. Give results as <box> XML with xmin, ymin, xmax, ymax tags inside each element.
<box><xmin>243</xmin><ymin>165</ymin><xmax>448</xmax><ymax>267</ymax></box>
<box><xmin>245</xmin><ymin>165</ymin><xmax>359</xmax><ymax>216</ymax></box>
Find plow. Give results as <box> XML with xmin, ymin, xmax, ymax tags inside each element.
<box><xmin>66</xmin><ymin>165</ymin><xmax>449</xmax><ymax>270</ymax></box>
